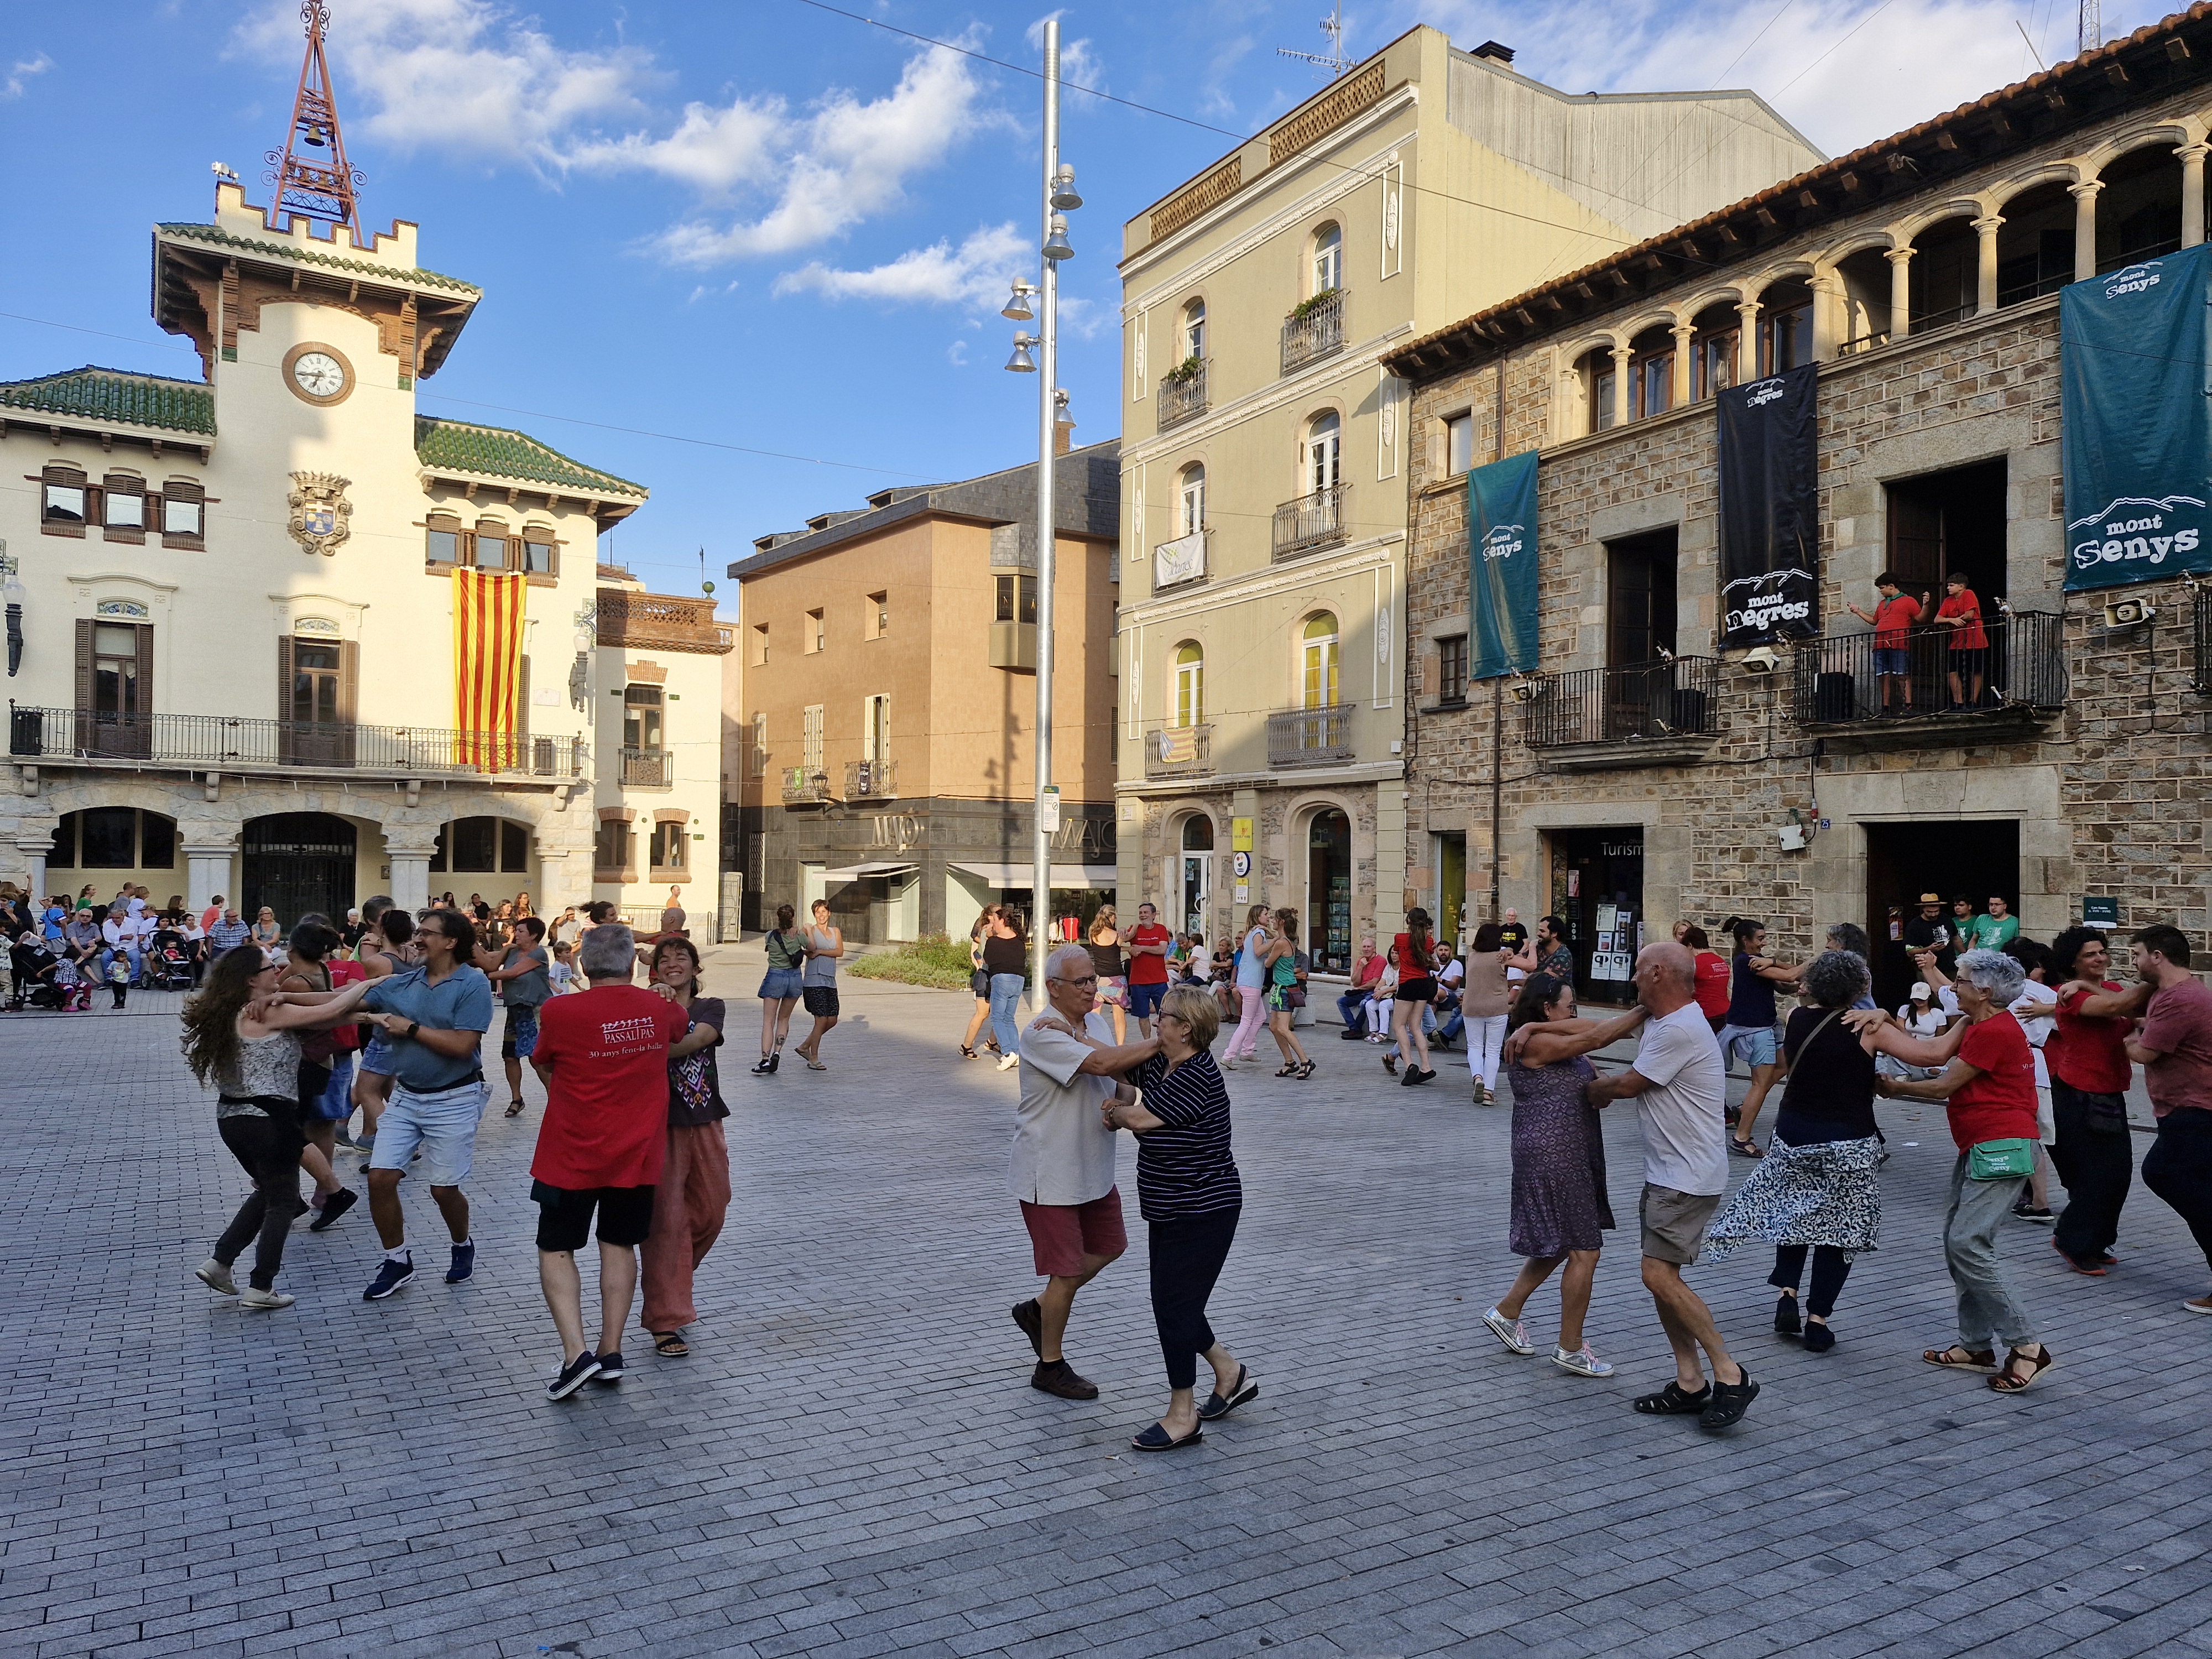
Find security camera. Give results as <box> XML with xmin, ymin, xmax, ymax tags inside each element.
<box><xmin>2103</xmin><ymin>594</ymin><xmax>2157</xmax><ymax>628</ymax></box>
<box><xmin>1741</xmin><ymin>646</ymin><xmax>1780</xmax><ymax>674</ymax></box>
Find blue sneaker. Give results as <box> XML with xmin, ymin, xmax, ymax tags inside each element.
<box><xmin>362</xmin><ymin>1258</ymin><xmax>415</xmax><ymax>1301</ymax></box>
<box><xmin>445</xmin><ymin>1241</ymin><xmax>476</xmax><ymax>1284</ymax></box>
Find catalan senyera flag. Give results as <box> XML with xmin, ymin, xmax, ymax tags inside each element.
<box><xmin>452</xmin><ymin>568</ymin><xmax>527</xmax><ymax>769</ymax></box>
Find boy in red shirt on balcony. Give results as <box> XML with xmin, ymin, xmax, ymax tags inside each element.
<box><xmin>1848</xmin><ymin>571</ymin><xmax>1922</xmax><ymax>717</ymax></box>
<box><xmin>1933</xmin><ymin>572</ymin><xmax>1989</xmax><ymax>711</ymax></box>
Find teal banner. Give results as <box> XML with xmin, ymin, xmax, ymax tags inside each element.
<box><xmin>1467</xmin><ymin>449</ymin><xmax>1540</xmax><ymax>680</ymax></box>
<box><xmin>2062</xmin><ymin>241</ymin><xmax>2212</xmax><ymax>591</ymax></box>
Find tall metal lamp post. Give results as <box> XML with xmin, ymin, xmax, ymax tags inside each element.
<box><xmin>1003</xmin><ymin>18</ymin><xmax>1082</xmax><ymax>995</ymax></box>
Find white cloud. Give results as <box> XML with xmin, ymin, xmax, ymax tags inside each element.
<box><xmin>775</xmin><ymin>222</ymin><xmax>1031</xmax><ymax>307</ymax></box>
<box><xmin>234</xmin><ymin>0</ymin><xmax>653</xmax><ymax>165</ymax></box>
<box><xmin>947</xmin><ymin>338</ymin><xmax>970</xmax><ymax>366</ymax></box>
<box><xmin>566</xmin><ymin>97</ymin><xmax>785</xmax><ymax>194</ymax></box>
<box><xmin>646</xmin><ymin>45</ymin><xmax>999</xmax><ymax>264</ymax></box>
<box><xmin>1025</xmin><ymin>14</ymin><xmax>1105</xmax><ymax>96</ymax></box>
<box><xmin>2</xmin><ymin>51</ymin><xmax>53</xmax><ymax>100</ymax></box>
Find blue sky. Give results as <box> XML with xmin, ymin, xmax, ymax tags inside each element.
<box><xmin>0</xmin><ymin>0</ymin><xmax>2170</xmax><ymax>609</ymax></box>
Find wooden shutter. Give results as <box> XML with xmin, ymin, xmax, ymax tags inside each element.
<box><xmin>134</xmin><ymin>624</ymin><xmax>153</xmax><ymax>716</ymax></box>
<box><xmin>276</xmin><ymin>637</ymin><xmax>296</xmax><ymax>722</ymax></box>
<box><xmin>337</xmin><ymin>640</ymin><xmax>358</xmax><ymax>722</ymax></box>
<box><xmin>74</xmin><ymin>619</ymin><xmax>94</xmax><ymax>714</ymax></box>
<box><xmin>517</xmin><ymin>654</ymin><xmax>531</xmax><ymax>739</ymax></box>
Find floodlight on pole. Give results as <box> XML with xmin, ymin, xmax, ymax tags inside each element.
<box><xmin>1000</xmin><ymin>281</ymin><xmax>1036</xmax><ymax>321</ymax></box>
<box><xmin>1042</xmin><ymin>214</ymin><xmax>1074</xmax><ymax>262</ymax></box>
<box><xmin>1004</xmin><ymin>335</ymin><xmax>1039</xmax><ymax>373</ymax></box>
<box><xmin>1049</xmin><ymin>165</ymin><xmax>1083</xmax><ymax>211</ymax></box>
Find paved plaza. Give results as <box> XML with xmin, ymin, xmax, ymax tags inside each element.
<box><xmin>3</xmin><ymin>948</ymin><xmax>2210</xmax><ymax>1659</ymax></box>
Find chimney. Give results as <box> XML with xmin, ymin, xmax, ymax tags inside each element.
<box><xmin>1053</xmin><ymin>417</ymin><xmax>1074</xmax><ymax>457</ymax></box>
<box><xmin>1472</xmin><ymin>40</ymin><xmax>1515</xmax><ymax>69</ymax></box>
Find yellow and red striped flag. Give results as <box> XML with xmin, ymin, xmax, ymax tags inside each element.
<box><xmin>452</xmin><ymin>568</ymin><xmax>527</xmax><ymax>769</ymax></box>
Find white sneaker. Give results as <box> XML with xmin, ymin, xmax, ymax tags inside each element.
<box><xmin>1552</xmin><ymin>1343</ymin><xmax>1614</xmax><ymax>1377</ymax></box>
<box><xmin>194</xmin><ymin>1259</ymin><xmax>237</xmax><ymax>1296</ymax></box>
<box><xmin>997</xmin><ymin>1053</ymin><xmax>1019</xmax><ymax>1071</ymax></box>
<box><xmin>1480</xmin><ymin>1306</ymin><xmax>1536</xmax><ymax>1355</ymax></box>
<box><xmin>238</xmin><ymin>1287</ymin><xmax>296</xmax><ymax>1311</ymax></box>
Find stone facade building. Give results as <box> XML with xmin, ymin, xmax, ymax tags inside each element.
<box><xmin>1385</xmin><ymin>12</ymin><xmax>2212</xmax><ymax>1006</ymax></box>
<box><xmin>1112</xmin><ymin>25</ymin><xmax>1819</xmax><ymax>977</ymax></box>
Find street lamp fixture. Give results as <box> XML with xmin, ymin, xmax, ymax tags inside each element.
<box><xmin>1000</xmin><ymin>281</ymin><xmax>1036</xmax><ymax>321</ymax></box>
<box><xmin>1042</xmin><ymin>214</ymin><xmax>1074</xmax><ymax>262</ymax></box>
<box><xmin>1004</xmin><ymin>335</ymin><xmax>1039</xmax><ymax>373</ymax></box>
<box><xmin>1049</xmin><ymin>165</ymin><xmax>1083</xmax><ymax>211</ymax></box>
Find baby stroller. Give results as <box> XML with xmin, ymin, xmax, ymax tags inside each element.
<box><xmin>8</xmin><ymin>941</ymin><xmax>64</xmax><ymax>1010</ymax></box>
<box><xmin>50</xmin><ymin>956</ymin><xmax>92</xmax><ymax>1012</ymax></box>
<box><xmin>148</xmin><ymin>946</ymin><xmax>195</xmax><ymax>991</ymax></box>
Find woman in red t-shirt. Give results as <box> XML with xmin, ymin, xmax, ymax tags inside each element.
<box><xmin>2043</xmin><ymin>926</ymin><xmax>2143</xmax><ymax>1272</ymax></box>
<box><xmin>1933</xmin><ymin>573</ymin><xmax>1988</xmax><ymax>711</ymax></box>
<box><xmin>1683</xmin><ymin>924</ymin><xmax>1730</xmax><ymax>1029</ymax></box>
<box><xmin>1874</xmin><ymin>948</ymin><xmax>2052</xmax><ymax>1391</ymax></box>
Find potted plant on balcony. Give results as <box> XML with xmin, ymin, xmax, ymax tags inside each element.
<box><xmin>1285</xmin><ymin>288</ymin><xmax>1339</xmax><ymax>323</ymax></box>
<box><xmin>1161</xmin><ymin>354</ymin><xmax>1203</xmax><ymax>387</ymax></box>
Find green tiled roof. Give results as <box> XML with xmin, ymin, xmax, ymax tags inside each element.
<box><xmin>0</xmin><ymin>366</ymin><xmax>215</xmax><ymax>435</ymax></box>
<box><xmin>415</xmin><ymin>416</ymin><xmax>646</xmax><ymax>498</ymax></box>
<box><xmin>155</xmin><ymin>222</ymin><xmax>482</xmax><ymax>296</ymax></box>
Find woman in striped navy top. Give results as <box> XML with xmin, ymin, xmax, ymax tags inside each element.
<box><xmin>1104</xmin><ymin>984</ymin><xmax>1259</xmax><ymax>1450</ymax></box>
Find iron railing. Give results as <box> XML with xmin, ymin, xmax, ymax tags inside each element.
<box><xmin>1267</xmin><ymin>703</ymin><xmax>1355</xmax><ymax>766</ymax></box>
<box><xmin>6</xmin><ymin>706</ymin><xmax>585</xmax><ymax>777</ymax></box>
<box><xmin>1157</xmin><ymin>361</ymin><xmax>1208</xmax><ymax>430</ymax></box>
<box><xmin>1142</xmin><ymin>723</ymin><xmax>1212</xmax><ymax>779</ymax></box>
<box><xmin>1835</xmin><ymin>329</ymin><xmax>1891</xmax><ymax>357</ymax></box>
<box><xmin>781</xmin><ymin>765</ymin><xmax>828</xmax><ymax>803</ymax></box>
<box><xmin>1272</xmin><ymin>482</ymin><xmax>1348</xmax><ymax>560</ymax></box>
<box><xmin>1521</xmin><ymin>657</ymin><xmax>1720</xmax><ymax>749</ymax></box>
<box><xmin>1788</xmin><ymin>611</ymin><xmax>2068</xmax><ymax>726</ymax></box>
<box><xmin>2194</xmin><ymin>598</ymin><xmax>2211</xmax><ymax>693</ymax></box>
<box><xmin>620</xmin><ymin>746</ymin><xmax>671</xmax><ymax>787</ymax></box>
<box><xmin>845</xmin><ymin>759</ymin><xmax>898</xmax><ymax>799</ymax></box>
<box><xmin>1281</xmin><ymin>288</ymin><xmax>1346</xmax><ymax>374</ymax></box>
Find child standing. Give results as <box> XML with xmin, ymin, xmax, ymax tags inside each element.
<box><xmin>107</xmin><ymin>951</ymin><xmax>131</xmax><ymax>1009</ymax></box>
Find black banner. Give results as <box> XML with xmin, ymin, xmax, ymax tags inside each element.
<box><xmin>1717</xmin><ymin>362</ymin><xmax>1819</xmax><ymax>644</ymax></box>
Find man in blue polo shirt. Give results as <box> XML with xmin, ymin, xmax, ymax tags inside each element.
<box><xmin>356</xmin><ymin>909</ymin><xmax>494</xmax><ymax>1300</ymax></box>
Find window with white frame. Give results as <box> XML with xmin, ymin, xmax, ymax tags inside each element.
<box><xmin>1446</xmin><ymin>413</ymin><xmax>1474</xmax><ymax>476</ymax></box>
<box><xmin>1304</xmin><ymin>411</ymin><xmax>1342</xmax><ymax>493</ymax></box>
<box><xmin>1178</xmin><ymin>464</ymin><xmax>1206</xmax><ymax>535</ymax></box>
<box><xmin>1311</xmin><ymin>222</ymin><xmax>1343</xmax><ymax>295</ymax></box>
<box><xmin>862</xmin><ymin>693</ymin><xmax>890</xmax><ymax>761</ymax></box>
<box><xmin>1301</xmin><ymin>613</ymin><xmax>1340</xmax><ymax>708</ymax></box>
<box><xmin>1181</xmin><ymin>299</ymin><xmax>1206</xmax><ymax>362</ymax></box>
<box><xmin>1173</xmin><ymin>642</ymin><xmax>1204</xmax><ymax>727</ymax></box>
<box><xmin>802</xmin><ymin>703</ymin><xmax>824</xmax><ymax>771</ymax></box>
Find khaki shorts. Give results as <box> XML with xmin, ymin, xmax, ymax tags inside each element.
<box><xmin>1640</xmin><ymin>1183</ymin><xmax>1723</xmax><ymax>1265</ymax></box>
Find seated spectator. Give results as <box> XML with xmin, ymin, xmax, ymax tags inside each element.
<box><xmin>1337</xmin><ymin>937</ymin><xmax>1384</xmax><ymax>1038</ymax></box>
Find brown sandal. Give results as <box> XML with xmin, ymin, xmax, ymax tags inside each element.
<box><xmin>1987</xmin><ymin>1346</ymin><xmax>2055</xmax><ymax>1392</ymax></box>
<box><xmin>1921</xmin><ymin>1345</ymin><xmax>1999</xmax><ymax>1372</ymax></box>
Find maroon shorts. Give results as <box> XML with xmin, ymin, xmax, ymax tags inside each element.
<box><xmin>1019</xmin><ymin>1187</ymin><xmax>1128</xmax><ymax>1277</ymax></box>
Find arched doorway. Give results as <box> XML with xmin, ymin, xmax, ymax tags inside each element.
<box><xmin>1178</xmin><ymin>815</ymin><xmax>1214</xmax><ymax>938</ymax></box>
<box><xmin>1305</xmin><ymin>807</ymin><xmax>1352</xmax><ymax>972</ymax></box>
<box><xmin>242</xmin><ymin>813</ymin><xmax>357</xmax><ymax>928</ymax></box>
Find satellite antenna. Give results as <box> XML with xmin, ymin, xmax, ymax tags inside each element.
<box><xmin>1277</xmin><ymin>0</ymin><xmax>1349</xmax><ymax>79</ymax></box>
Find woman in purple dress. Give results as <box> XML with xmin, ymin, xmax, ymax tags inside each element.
<box><xmin>1478</xmin><ymin>973</ymin><xmax>1648</xmax><ymax>1378</ymax></box>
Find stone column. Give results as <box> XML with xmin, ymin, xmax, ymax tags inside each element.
<box><xmin>1609</xmin><ymin>345</ymin><xmax>1633</xmax><ymax>427</ymax></box>
<box><xmin>1809</xmin><ymin>270</ymin><xmax>1840</xmax><ymax>359</ymax></box>
<box><xmin>2178</xmin><ymin>143</ymin><xmax>2208</xmax><ymax>248</ymax></box>
<box><xmin>1885</xmin><ymin>247</ymin><xmax>1913</xmax><ymax>341</ymax></box>
<box><xmin>1735</xmin><ymin>300</ymin><xmax>1762</xmax><ymax>382</ymax></box>
<box><xmin>2069</xmin><ymin>181</ymin><xmax>2104</xmax><ymax>282</ymax></box>
<box><xmin>534</xmin><ymin>847</ymin><xmax>589</xmax><ymax>916</ymax></box>
<box><xmin>1973</xmin><ymin>215</ymin><xmax>2005</xmax><ymax>316</ymax></box>
<box><xmin>183</xmin><ymin>843</ymin><xmax>234</xmax><ymax>913</ymax></box>
<box><xmin>381</xmin><ymin>830</ymin><xmax>439</xmax><ymax>914</ymax></box>
<box><xmin>1670</xmin><ymin>322</ymin><xmax>1694</xmax><ymax>408</ymax></box>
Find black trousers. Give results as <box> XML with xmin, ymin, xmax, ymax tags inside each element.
<box><xmin>2142</xmin><ymin>1107</ymin><xmax>2212</xmax><ymax>1274</ymax></box>
<box><xmin>2048</xmin><ymin>1078</ymin><xmax>2134</xmax><ymax>1261</ymax></box>
<box><xmin>214</xmin><ymin>1112</ymin><xmax>306</xmax><ymax>1291</ymax></box>
<box><xmin>1768</xmin><ymin>1244</ymin><xmax>1852</xmax><ymax>1317</ymax></box>
<box><xmin>1149</xmin><ymin>1208</ymin><xmax>1240</xmax><ymax>1389</ymax></box>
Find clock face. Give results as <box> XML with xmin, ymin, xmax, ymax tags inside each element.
<box><xmin>292</xmin><ymin>352</ymin><xmax>347</xmax><ymax>398</ymax></box>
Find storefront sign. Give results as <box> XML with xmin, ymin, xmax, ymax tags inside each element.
<box><xmin>1717</xmin><ymin>363</ymin><xmax>1819</xmax><ymax>644</ymax></box>
<box><xmin>2062</xmin><ymin>242</ymin><xmax>2212</xmax><ymax>590</ymax></box>
<box><xmin>1465</xmin><ymin>448</ymin><xmax>1540</xmax><ymax>680</ymax></box>
<box><xmin>1232</xmin><ymin>817</ymin><xmax>1253</xmax><ymax>853</ymax></box>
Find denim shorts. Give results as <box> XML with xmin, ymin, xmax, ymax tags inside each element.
<box><xmin>1719</xmin><ymin>1024</ymin><xmax>1779</xmax><ymax>1070</ymax></box>
<box><xmin>759</xmin><ymin>967</ymin><xmax>803</xmax><ymax>1001</ymax></box>
<box><xmin>1128</xmin><ymin>978</ymin><xmax>1168</xmax><ymax>1019</ymax></box>
<box><xmin>1873</xmin><ymin>647</ymin><xmax>1910</xmax><ymax>675</ymax></box>
<box><xmin>368</xmin><ymin>1080</ymin><xmax>490</xmax><ymax>1186</ymax></box>
<box><xmin>359</xmin><ymin>1031</ymin><xmax>394</xmax><ymax>1077</ymax></box>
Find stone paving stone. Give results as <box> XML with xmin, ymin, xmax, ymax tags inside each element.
<box><xmin>5</xmin><ymin>943</ymin><xmax>2211</xmax><ymax>1657</ymax></box>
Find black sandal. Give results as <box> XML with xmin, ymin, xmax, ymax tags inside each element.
<box><xmin>959</xmin><ymin>1045</ymin><xmax>979</xmax><ymax>1060</ymax></box>
<box><xmin>503</xmin><ymin>1098</ymin><xmax>525</xmax><ymax>1118</ymax></box>
<box><xmin>653</xmin><ymin>1331</ymin><xmax>690</xmax><ymax>1358</ymax></box>
<box><xmin>1632</xmin><ymin>1379</ymin><xmax>1713</xmax><ymax>1415</ymax></box>
<box><xmin>1275</xmin><ymin>1063</ymin><xmax>1298</xmax><ymax>1077</ymax></box>
<box><xmin>1699</xmin><ymin>1371</ymin><xmax>1760</xmax><ymax>1430</ymax></box>
<box><xmin>1295</xmin><ymin>1060</ymin><xmax>1316</xmax><ymax>1079</ymax></box>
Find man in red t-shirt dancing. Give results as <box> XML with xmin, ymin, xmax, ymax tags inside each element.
<box><xmin>529</xmin><ymin>924</ymin><xmax>688</xmax><ymax>1400</ymax></box>
<box><xmin>1124</xmin><ymin>902</ymin><xmax>1175</xmax><ymax>1040</ymax></box>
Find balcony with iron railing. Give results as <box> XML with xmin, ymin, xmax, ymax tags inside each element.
<box><xmin>1157</xmin><ymin>360</ymin><xmax>1208</xmax><ymax>431</ymax></box>
<box><xmin>1521</xmin><ymin>658</ymin><xmax>1720</xmax><ymax>768</ymax></box>
<box><xmin>619</xmin><ymin>746</ymin><xmax>671</xmax><ymax>787</ymax></box>
<box><xmin>1272</xmin><ymin>482</ymin><xmax>1347</xmax><ymax>560</ymax></box>
<box><xmin>1266</xmin><ymin>703</ymin><xmax>1355</xmax><ymax>767</ymax></box>
<box><xmin>6</xmin><ymin>705</ymin><xmax>587</xmax><ymax>779</ymax></box>
<box><xmin>845</xmin><ymin>759</ymin><xmax>898</xmax><ymax>799</ymax></box>
<box><xmin>1788</xmin><ymin>611</ymin><xmax>2068</xmax><ymax>734</ymax></box>
<box><xmin>596</xmin><ymin>588</ymin><xmax>733</xmax><ymax>655</ymax></box>
<box><xmin>1280</xmin><ymin>288</ymin><xmax>1346</xmax><ymax>374</ymax></box>
<box><xmin>1142</xmin><ymin>723</ymin><xmax>1212</xmax><ymax>780</ymax></box>
<box><xmin>781</xmin><ymin>765</ymin><xmax>829</xmax><ymax>804</ymax></box>
<box><xmin>2195</xmin><ymin>598</ymin><xmax>2211</xmax><ymax>693</ymax></box>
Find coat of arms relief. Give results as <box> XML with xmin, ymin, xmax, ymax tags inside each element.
<box><xmin>286</xmin><ymin>472</ymin><xmax>354</xmax><ymax>556</ymax></box>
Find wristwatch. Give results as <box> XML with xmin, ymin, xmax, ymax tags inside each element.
<box><xmin>405</xmin><ymin>1020</ymin><xmax>421</xmax><ymax>1041</ymax></box>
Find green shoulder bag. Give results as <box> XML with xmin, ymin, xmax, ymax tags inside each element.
<box><xmin>1967</xmin><ymin>1137</ymin><xmax>2036</xmax><ymax>1181</ymax></box>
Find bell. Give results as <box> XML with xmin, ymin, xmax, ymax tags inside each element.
<box><xmin>304</xmin><ymin>123</ymin><xmax>329</xmax><ymax>148</ymax></box>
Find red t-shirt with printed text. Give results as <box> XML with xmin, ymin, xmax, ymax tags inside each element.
<box><xmin>1126</xmin><ymin>922</ymin><xmax>1173</xmax><ymax>985</ymax></box>
<box><xmin>530</xmin><ymin>985</ymin><xmax>688</xmax><ymax>1189</ymax></box>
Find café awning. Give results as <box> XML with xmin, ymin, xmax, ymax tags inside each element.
<box><xmin>948</xmin><ymin>860</ymin><xmax>1117</xmax><ymax>890</ymax></box>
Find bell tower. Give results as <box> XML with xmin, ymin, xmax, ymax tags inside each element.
<box><xmin>264</xmin><ymin>1</ymin><xmax>364</xmax><ymax>232</ymax></box>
